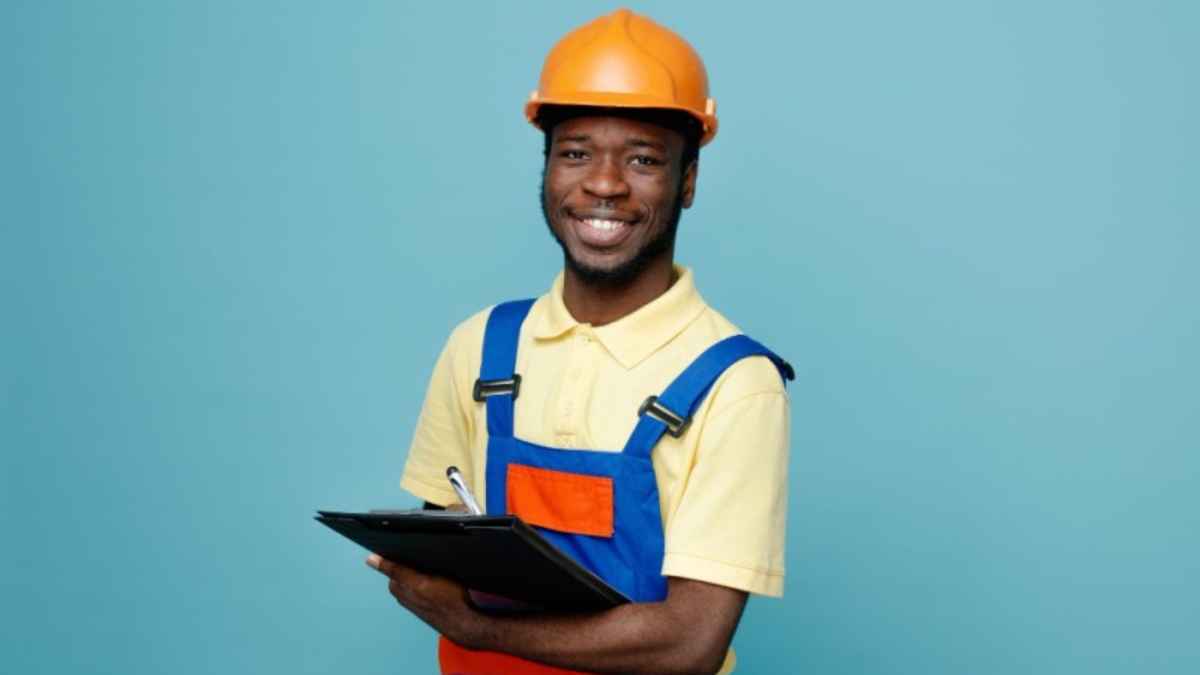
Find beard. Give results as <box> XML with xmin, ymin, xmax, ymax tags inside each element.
<box><xmin>540</xmin><ymin>173</ymin><xmax>685</xmax><ymax>290</ymax></box>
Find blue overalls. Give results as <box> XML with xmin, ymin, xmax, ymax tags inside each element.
<box><xmin>439</xmin><ymin>299</ymin><xmax>793</xmax><ymax>675</ymax></box>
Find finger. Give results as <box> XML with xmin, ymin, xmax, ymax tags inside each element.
<box><xmin>366</xmin><ymin>554</ymin><xmax>400</xmax><ymax>577</ymax></box>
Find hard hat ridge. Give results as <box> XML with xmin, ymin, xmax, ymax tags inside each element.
<box><xmin>526</xmin><ymin>8</ymin><xmax>718</xmax><ymax>146</ymax></box>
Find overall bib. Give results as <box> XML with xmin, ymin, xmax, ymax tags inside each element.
<box><xmin>439</xmin><ymin>300</ymin><xmax>793</xmax><ymax>675</ymax></box>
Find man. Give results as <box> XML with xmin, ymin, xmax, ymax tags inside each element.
<box><xmin>367</xmin><ymin>9</ymin><xmax>793</xmax><ymax>675</ymax></box>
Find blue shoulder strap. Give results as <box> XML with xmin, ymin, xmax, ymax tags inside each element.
<box><xmin>478</xmin><ymin>303</ymin><xmax>794</xmax><ymax>453</ymax></box>
<box><xmin>623</xmin><ymin>335</ymin><xmax>794</xmax><ymax>458</ymax></box>
<box><xmin>477</xmin><ymin>299</ymin><xmax>536</xmax><ymax>438</ymax></box>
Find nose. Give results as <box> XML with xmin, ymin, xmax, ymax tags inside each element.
<box><xmin>581</xmin><ymin>156</ymin><xmax>631</xmax><ymax>200</ymax></box>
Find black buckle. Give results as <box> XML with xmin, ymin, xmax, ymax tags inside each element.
<box><xmin>473</xmin><ymin>374</ymin><xmax>521</xmax><ymax>402</ymax></box>
<box><xmin>780</xmin><ymin>359</ymin><xmax>796</xmax><ymax>381</ymax></box>
<box><xmin>638</xmin><ymin>396</ymin><xmax>691</xmax><ymax>438</ymax></box>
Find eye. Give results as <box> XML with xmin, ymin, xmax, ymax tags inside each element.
<box><xmin>629</xmin><ymin>155</ymin><xmax>663</xmax><ymax>167</ymax></box>
<box><xmin>559</xmin><ymin>149</ymin><xmax>589</xmax><ymax>161</ymax></box>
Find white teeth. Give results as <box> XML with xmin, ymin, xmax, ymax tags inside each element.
<box><xmin>582</xmin><ymin>218</ymin><xmax>625</xmax><ymax>231</ymax></box>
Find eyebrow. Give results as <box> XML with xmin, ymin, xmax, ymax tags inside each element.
<box><xmin>553</xmin><ymin>134</ymin><xmax>669</xmax><ymax>152</ymax></box>
<box><xmin>555</xmin><ymin>133</ymin><xmax>591</xmax><ymax>145</ymax></box>
<box><xmin>628</xmin><ymin>138</ymin><xmax>668</xmax><ymax>152</ymax></box>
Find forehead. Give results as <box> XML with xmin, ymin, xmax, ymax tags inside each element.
<box><xmin>550</xmin><ymin>115</ymin><xmax>686</xmax><ymax>150</ymax></box>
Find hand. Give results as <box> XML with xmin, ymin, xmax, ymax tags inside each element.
<box><xmin>365</xmin><ymin>555</ymin><xmax>745</xmax><ymax>674</ymax></box>
<box><xmin>366</xmin><ymin>554</ymin><xmax>480</xmax><ymax>644</ymax></box>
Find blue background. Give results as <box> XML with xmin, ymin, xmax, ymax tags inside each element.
<box><xmin>3</xmin><ymin>1</ymin><xmax>1198</xmax><ymax>673</ymax></box>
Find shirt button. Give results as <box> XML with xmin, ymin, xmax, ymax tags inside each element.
<box><xmin>577</xmin><ymin>335</ymin><xmax>589</xmax><ymax>345</ymax></box>
<box><xmin>569</xmin><ymin>370</ymin><xmax>580</xmax><ymax>380</ymax></box>
<box><xmin>563</xmin><ymin>404</ymin><xmax>573</xmax><ymax>415</ymax></box>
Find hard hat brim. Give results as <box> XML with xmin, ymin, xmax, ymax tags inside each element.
<box><xmin>526</xmin><ymin>93</ymin><xmax>718</xmax><ymax>147</ymax></box>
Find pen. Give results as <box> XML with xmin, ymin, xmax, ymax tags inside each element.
<box><xmin>446</xmin><ymin>466</ymin><xmax>484</xmax><ymax>515</ymax></box>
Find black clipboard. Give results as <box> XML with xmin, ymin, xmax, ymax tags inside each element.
<box><xmin>316</xmin><ymin>510</ymin><xmax>630</xmax><ymax>611</ymax></box>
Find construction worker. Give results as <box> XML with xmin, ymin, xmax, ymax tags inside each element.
<box><xmin>367</xmin><ymin>9</ymin><xmax>793</xmax><ymax>675</ymax></box>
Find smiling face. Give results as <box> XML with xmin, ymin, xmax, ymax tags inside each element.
<box><xmin>541</xmin><ymin>115</ymin><xmax>697</xmax><ymax>290</ymax></box>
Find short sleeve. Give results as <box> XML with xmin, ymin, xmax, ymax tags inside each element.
<box><xmin>399</xmin><ymin>313</ymin><xmax>488</xmax><ymax>506</ymax></box>
<box><xmin>661</xmin><ymin>357</ymin><xmax>791</xmax><ymax>596</ymax></box>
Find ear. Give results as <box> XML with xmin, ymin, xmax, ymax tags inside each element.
<box><xmin>681</xmin><ymin>160</ymin><xmax>698</xmax><ymax>209</ymax></box>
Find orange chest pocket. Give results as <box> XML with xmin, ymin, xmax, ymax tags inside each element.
<box><xmin>506</xmin><ymin>465</ymin><xmax>614</xmax><ymax>538</ymax></box>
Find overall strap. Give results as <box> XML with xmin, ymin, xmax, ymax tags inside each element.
<box><xmin>623</xmin><ymin>335</ymin><xmax>794</xmax><ymax>458</ymax></box>
<box><xmin>476</xmin><ymin>299</ymin><xmax>536</xmax><ymax>438</ymax></box>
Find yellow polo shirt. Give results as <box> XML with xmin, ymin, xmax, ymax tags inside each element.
<box><xmin>400</xmin><ymin>266</ymin><xmax>790</xmax><ymax>597</ymax></box>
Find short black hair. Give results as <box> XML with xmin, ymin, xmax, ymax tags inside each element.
<box><xmin>537</xmin><ymin>105</ymin><xmax>701</xmax><ymax>171</ymax></box>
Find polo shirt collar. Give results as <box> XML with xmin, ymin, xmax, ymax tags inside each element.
<box><xmin>532</xmin><ymin>266</ymin><xmax>707</xmax><ymax>369</ymax></box>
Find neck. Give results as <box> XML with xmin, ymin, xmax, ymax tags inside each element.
<box><xmin>561</xmin><ymin>261</ymin><xmax>676</xmax><ymax>326</ymax></box>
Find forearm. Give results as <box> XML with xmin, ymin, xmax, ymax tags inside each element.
<box><xmin>449</xmin><ymin>578</ymin><xmax>746</xmax><ymax>675</ymax></box>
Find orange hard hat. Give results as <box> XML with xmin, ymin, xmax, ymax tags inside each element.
<box><xmin>525</xmin><ymin>8</ymin><xmax>718</xmax><ymax>146</ymax></box>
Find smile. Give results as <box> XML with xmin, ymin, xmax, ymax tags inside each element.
<box><xmin>581</xmin><ymin>218</ymin><xmax>628</xmax><ymax>231</ymax></box>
